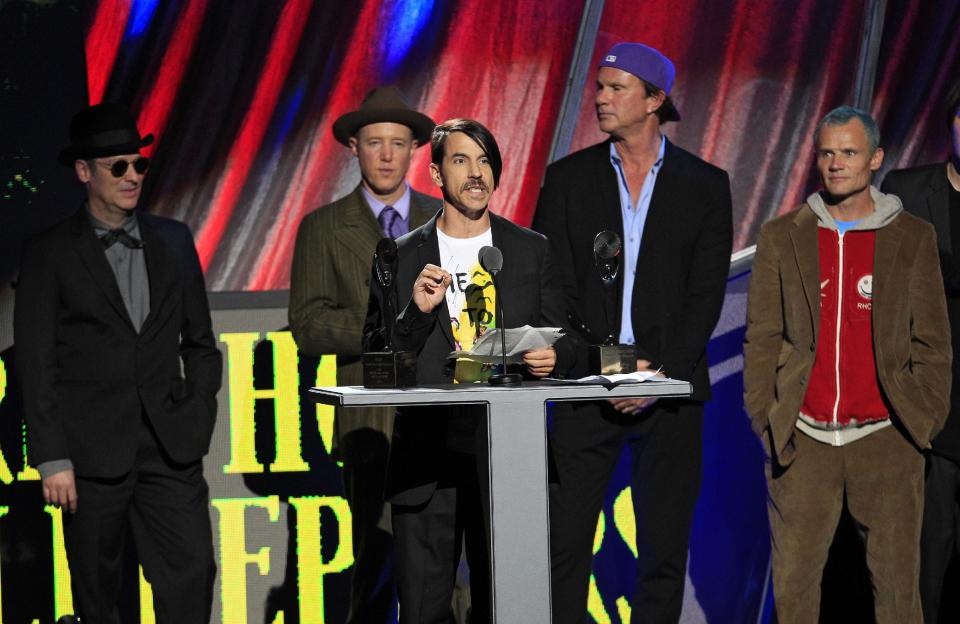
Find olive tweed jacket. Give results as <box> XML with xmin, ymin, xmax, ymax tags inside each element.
<box><xmin>289</xmin><ymin>185</ymin><xmax>439</xmax><ymax>452</ymax></box>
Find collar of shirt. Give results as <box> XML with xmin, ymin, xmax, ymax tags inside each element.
<box><xmin>362</xmin><ymin>183</ymin><xmax>411</xmax><ymax>221</ymax></box>
<box><xmin>609</xmin><ymin>135</ymin><xmax>666</xmax><ymax>345</ymax></box>
<box><xmin>85</xmin><ymin>203</ymin><xmax>141</xmax><ymax>237</ymax></box>
<box><xmin>608</xmin><ymin>136</ymin><xmax>666</xmax><ymax>210</ymax></box>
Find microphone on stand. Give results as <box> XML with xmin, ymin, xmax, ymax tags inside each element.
<box><xmin>479</xmin><ymin>245</ymin><xmax>522</xmax><ymax>387</ymax></box>
<box><xmin>593</xmin><ymin>231</ymin><xmax>622</xmax><ymax>345</ymax></box>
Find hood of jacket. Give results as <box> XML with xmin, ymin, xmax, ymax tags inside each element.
<box><xmin>806</xmin><ymin>186</ymin><xmax>903</xmax><ymax>231</ymax></box>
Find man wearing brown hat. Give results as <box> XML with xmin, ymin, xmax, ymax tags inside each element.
<box><xmin>532</xmin><ymin>43</ymin><xmax>733</xmax><ymax>622</ymax></box>
<box><xmin>15</xmin><ymin>102</ymin><xmax>221</xmax><ymax>622</ymax></box>
<box><xmin>289</xmin><ymin>86</ymin><xmax>440</xmax><ymax>623</ymax></box>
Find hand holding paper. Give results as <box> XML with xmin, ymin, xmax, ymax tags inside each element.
<box><xmin>450</xmin><ymin>325</ymin><xmax>565</xmax><ymax>364</ymax></box>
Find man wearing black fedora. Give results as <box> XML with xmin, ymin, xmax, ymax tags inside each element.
<box><xmin>15</xmin><ymin>102</ymin><xmax>221</xmax><ymax>622</ymax></box>
<box><xmin>289</xmin><ymin>86</ymin><xmax>439</xmax><ymax>623</ymax></box>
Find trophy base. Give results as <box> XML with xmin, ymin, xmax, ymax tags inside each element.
<box><xmin>588</xmin><ymin>344</ymin><xmax>636</xmax><ymax>375</ymax></box>
<box><xmin>362</xmin><ymin>351</ymin><xmax>418</xmax><ymax>388</ymax></box>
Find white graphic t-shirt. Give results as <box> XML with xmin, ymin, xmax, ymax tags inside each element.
<box><xmin>436</xmin><ymin>226</ymin><xmax>496</xmax><ymax>382</ymax></box>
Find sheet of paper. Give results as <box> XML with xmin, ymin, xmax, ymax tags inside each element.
<box><xmin>450</xmin><ymin>325</ymin><xmax>564</xmax><ymax>363</ymax></box>
<box><xmin>573</xmin><ymin>370</ymin><xmax>667</xmax><ymax>385</ymax></box>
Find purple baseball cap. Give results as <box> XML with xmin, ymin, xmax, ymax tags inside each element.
<box><xmin>599</xmin><ymin>42</ymin><xmax>680</xmax><ymax>121</ymax></box>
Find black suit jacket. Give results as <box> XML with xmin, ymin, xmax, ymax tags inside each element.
<box><xmin>882</xmin><ymin>163</ymin><xmax>960</xmax><ymax>461</ymax></box>
<box><xmin>15</xmin><ymin>209</ymin><xmax>222</xmax><ymax>478</ymax></box>
<box><xmin>532</xmin><ymin>139</ymin><xmax>732</xmax><ymax>401</ymax></box>
<box><xmin>363</xmin><ymin>211</ymin><xmax>576</xmax><ymax>505</ymax></box>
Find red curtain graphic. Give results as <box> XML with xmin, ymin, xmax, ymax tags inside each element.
<box><xmin>80</xmin><ymin>0</ymin><xmax>585</xmax><ymax>291</ymax></box>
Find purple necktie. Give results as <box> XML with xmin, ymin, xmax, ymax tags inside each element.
<box><xmin>378</xmin><ymin>206</ymin><xmax>406</xmax><ymax>239</ymax></box>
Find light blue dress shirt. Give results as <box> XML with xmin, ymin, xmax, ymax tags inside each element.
<box><xmin>610</xmin><ymin>136</ymin><xmax>666</xmax><ymax>344</ymax></box>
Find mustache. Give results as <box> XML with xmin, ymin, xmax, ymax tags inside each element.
<box><xmin>461</xmin><ymin>179</ymin><xmax>489</xmax><ymax>192</ymax></box>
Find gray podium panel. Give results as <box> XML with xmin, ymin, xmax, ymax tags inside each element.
<box><xmin>309</xmin><ymin>379</ymin><xmax>691</xmax><ymax>623</ymax></box>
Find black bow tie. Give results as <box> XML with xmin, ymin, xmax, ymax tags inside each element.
<box><xmin>100</xmin><ymin>228</ymin><xmax>144</xmax><ymax>249</ymax></box>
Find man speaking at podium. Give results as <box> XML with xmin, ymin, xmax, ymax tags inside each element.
<box><xmin>363</xmin><ymin>118</ymin><xmax>576</xmax><ymax>623</ymax></box>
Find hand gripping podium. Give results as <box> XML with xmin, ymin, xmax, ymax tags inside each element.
<box><xmin>309</xmin><ymin>379</ymin><xmax>691</xmax><ymax>623</ymax></box>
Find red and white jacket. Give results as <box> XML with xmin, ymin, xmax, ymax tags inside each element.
<box><xmin>798</xmin><ymin>189</ymin><xmax>903</xmax><ymax>446</ymax></box>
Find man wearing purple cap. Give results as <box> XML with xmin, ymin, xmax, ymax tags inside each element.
<box><xmin>289</xmin><ymin>86</ymin><xmax>440</xmax><ymax>623</ymax></box>
<box><xmin>533</xmin><ymin>43</ymin><xmax>732</xmax><ymax>622</ymax></box>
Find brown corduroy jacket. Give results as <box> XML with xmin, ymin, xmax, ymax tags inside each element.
<box><xmin>744</xmin><ymin>199</ymin><xmax>951</xmax><ymax>466</ymax></box>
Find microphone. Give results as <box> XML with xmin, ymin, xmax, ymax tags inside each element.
<box><xmin>478</xmin><ymin>245</ymin><xmax>503</xmax><ymax>274</ymax></box>
<box><xmin>593</xmin><ymin>231</ymin><xmax>621</xmax><ymax>344</ymax></box>
<box><xmin>478</xmin><ymin>245</ymin><xmax>521</xmax><ymax>386</ymax></box>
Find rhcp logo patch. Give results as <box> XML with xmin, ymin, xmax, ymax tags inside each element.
<box><xmin>856</xmin><ymin>274</ymin><xmax>873</xmax><ymax>300</ymax></box>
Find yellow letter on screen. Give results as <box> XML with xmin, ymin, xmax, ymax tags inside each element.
<box><xmin>264</xmin><ymin>332</ymin><xmax>309</xmax><ymax>472</ymax></box>
<box><xmin>0</xmin><ymin>506</ymin><xmax>7</xmax><ymax>619</ymax></box>
<box><xmin>220</xmin><ymin>332</ymin><xmax>309</xmax><ymax>475</ymax></box>
<box><xmin>587</xmin><ymin>510</ymin><xmax>610</xmax><ymax>623</ymax></box>
<box><xmin>139</xmin><ymin>566</ymin><xmax>156</xmax><ymax>623</ymax></box>
<box><xmin>44</xmin><ymin>505</ymin><xmax>74</xmax><ymax>619</ymax></box>
<box><xmin>1</xmin><ymin>352</ymin><xmax>40</xmax><ymax>483</ymax></box>
<box><xmin>211</xmin><ymin>496</ymin><xmax>282</xmax><ymax>624</ymax></box>
<box><xmin>289</xmin><ymin>496</ymin><xmax>354</xmax><ymax>623</ymax></box>
<box><xmin>220</xmin><ymin>333</ymin><xmax>264</xmax><ymax>474</ymax></box>
<box><xmin>313</xmin><ymin>355</ymin><xmax>337</xmax><ymax>456</ymax></box>
<box><xmin>0</xmin><ymin>358</ymin><xmax>13</xmax><ymax>485</ymax></box>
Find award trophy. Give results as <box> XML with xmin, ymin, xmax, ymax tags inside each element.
<box><xmin>583</xmin><ymin>230</ymin><xmax>635</xmax><ymax>375</ymax></box>
<box><xmin>362</xmin><ymin>238</ymin><xmax>418</xmax><ymax>388</ymax></box>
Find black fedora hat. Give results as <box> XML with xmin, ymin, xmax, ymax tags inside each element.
<box><xmin>332</xmin><ymin>86</ymin><xmax>435</xmax><ymax>147</ymax></box>
<box><xmin>58</xmin><ymin>103</ymin><xmax>154</xmax><ymax>166</ymax></box>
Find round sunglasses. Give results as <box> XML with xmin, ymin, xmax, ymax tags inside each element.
<box><xmin>96</xmin><ymin>157</ymin><xmax>150</xmax><ymax>178</ymax></box>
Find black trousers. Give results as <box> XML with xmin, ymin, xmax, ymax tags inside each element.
<box><xmin>392</xmin><ymin>450</ymin><xmax>491</xmax><ymax>624</ymax></box>
<box><xmin>549</xmin><ymin>399</ymin><xmax>703</xmax><ymax>624</ymax></box>
<box><xmin>920</xmin><ymin>452</ymin><xmax>960</xmax><ymax>624</ymax></box>
<box><xmin>340</xmin><ymin>428</ymin><xmax>396</xmax><ymax>624</ymax></box>
<box><xmin>63</xmin><ymin>415</ymin><xmax>215</xmax><ymax>624</ymax></box>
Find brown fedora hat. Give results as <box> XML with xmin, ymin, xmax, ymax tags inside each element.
<box><xmin>332</xmin><ymin>86</ymin><xmax>435</xmax><ymax>147</ymax></box>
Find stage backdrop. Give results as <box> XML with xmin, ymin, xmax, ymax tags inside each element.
<box><xmin>2</xmin><ymin>0</ymin><xmax>959</xmax><ymax>622</ymax></box>
<box><xmin>3</xmin><ymin>0</ymin><xmax>958</xmax><ymax>288</ymax></box>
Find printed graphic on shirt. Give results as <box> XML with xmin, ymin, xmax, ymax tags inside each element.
<box><xmin>856</xmin><ymin>274</ymin><xmax>872</xmax><ymax>311</ymax></box>
<box><xmin>437</xmin><ymin>228</ymin><xmax>496</xmax><ymax>382</ymax></box>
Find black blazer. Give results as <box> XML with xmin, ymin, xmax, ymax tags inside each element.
<box><xmin>532</xmin><ymin>139</ymin><xmax>733</xmax><ymax>401</ymax></box>
<box><xmin>882</xmin><ymin>164</ymin><xmax>959</xmax><ymax>288</ymax></box>
<box><xmin>363</xmin><ymin>211</ymin><xmax>576</xmax><ymax>505</ymax></box>
<box><xmin>15</xmin><ymin>209</ymin><xmax>222</xmax><ymax>478</ymax></box>
<box><xmin>882</xmin><ymin>162</ymin><xmax>960</xmax><ymax>461</ymax></box>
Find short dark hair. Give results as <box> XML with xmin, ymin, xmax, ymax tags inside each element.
<box><xmin>815</xmin><ymin>106</ymin><xmax>881</xmax><ymax>153</ymax></box>
<box><xmin>640</xmin><ymin>79</ymin><xmax>679</xmax><ymax>124</ymax></box>
<box><xmin>946</xmin><ymin>79</ymin><xmax>960</xmax><ymax>132</ymax></box>
<box><xmin>430</xmin><ymin>118</ymin><xmax>503</xmax><ymax>188</ymax></box>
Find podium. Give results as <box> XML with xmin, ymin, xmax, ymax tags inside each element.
<box><xmin>309</xmin><ymin>379</ymin><xmax>691</xmax><ymax>623</ymax></box>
